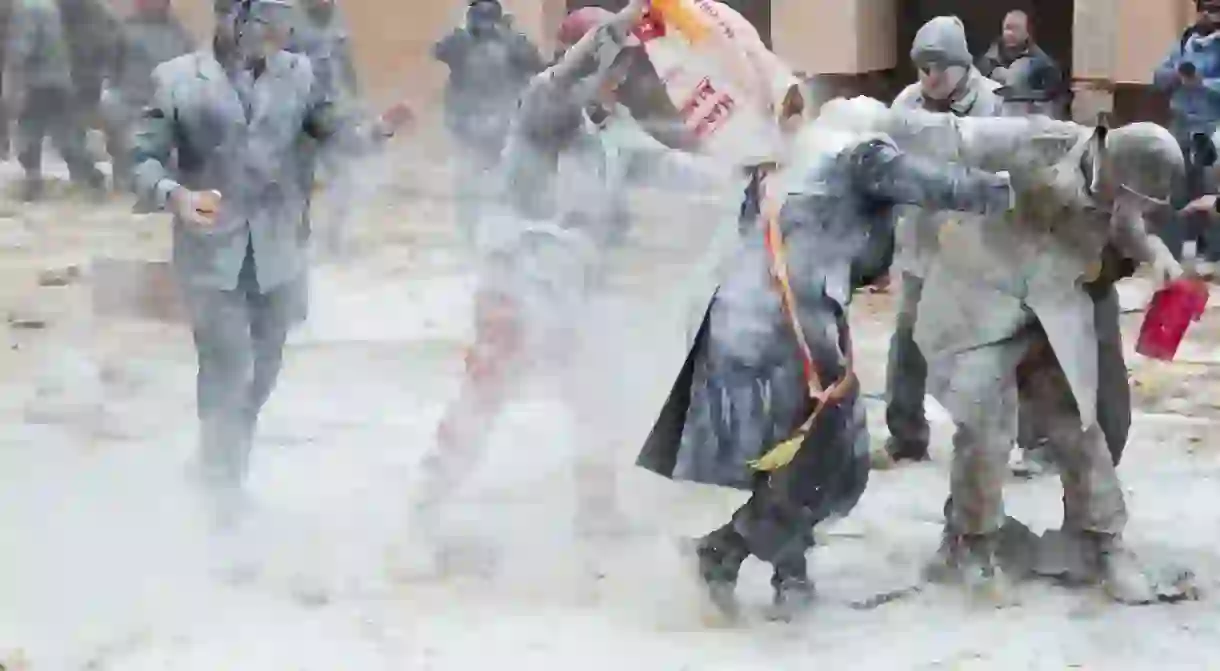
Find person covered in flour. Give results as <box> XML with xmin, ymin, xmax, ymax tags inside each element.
<box><xmin>636</xmin><ymin>96</ymin><xmax>1015</xmax><ymax>622</ymax></box>
<box><xmin>408</xmin><ymin>1</ymin><xmax>655</xmax><ymax>564</ymax></box>
<box><xmin>131</xmin><ymin>0</ymin><xmax>414</xmax><ymax>528</ymax></box>
<box><xmin>882</xmin><ymin>15</ymin><xmax>1005</xmax><ymax>466</ymax></box>
<box><xmin>876</xmin><ymin>108</ymin><xmax>1187</xmax><ymax>604</ymax></box>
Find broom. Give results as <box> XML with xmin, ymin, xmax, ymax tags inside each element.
<box><xmin>747</xmin><ymin>171</ymin><xmax>856</xmax><ymax>472</ymax></box>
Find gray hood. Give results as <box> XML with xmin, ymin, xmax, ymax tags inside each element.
<box><xmin>911</xmin><ymin>16</ymin><xmax>972</xmax><ymax>67</ymax></box>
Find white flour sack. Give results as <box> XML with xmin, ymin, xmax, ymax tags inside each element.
<box><xmin>631</xmin><ymin>0</ymin><xmax>803</xmax><ymax>167</ymax></box>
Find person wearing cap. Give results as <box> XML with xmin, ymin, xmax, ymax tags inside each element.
<box><xmin>101</xmin><ymin>0</ymin><xmax>194</xmax><ymax>192</ymax></box>
<box><xmin>129</xmin><ymin>0</ymin><xmax>414</xmax><ymax>526</ymax></box>
<box><xmin>434</xmin><ymin>0</ymin><xmax>544</xmax><ymax>246</ymax></box>
<box><xmin>878</xmin><ymin>107</ymin><xmax>1186</xmax><ymax>603</ymax></box>
<box><xmin>881</xmin><ymin>17</ymin><xmax>1005</xmax><ymax>466</ymax></box>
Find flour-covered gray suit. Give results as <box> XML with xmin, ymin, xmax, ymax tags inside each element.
<box><xmin>131</xmin><ymin>44</ymin><xmax>379</xmax><ymax>493</ymax></box>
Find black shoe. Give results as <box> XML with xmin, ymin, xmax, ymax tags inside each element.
<box><xmin>769</xmin><ymin>573</ymin><xmax>815</xmax><ymax>621</ymax></box>
<box><xmin>884</xmin><ymin>436</ymin><xmax>929</xmax><ymax>463</ymax></box>
<box><xmin>689</xmin><ymin>530</ymin><xmax>748</xmax><ymax>622</ymax></box>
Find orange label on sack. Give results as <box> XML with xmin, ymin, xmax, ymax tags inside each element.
<box><xmin>633</xmin><ymin>8</ymin><xmax>666</xmax><ymax>42</ymax></box>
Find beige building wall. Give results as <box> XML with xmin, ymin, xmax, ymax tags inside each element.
<box><xmin>773</xmin><ymin>0</ymin><xmax>895</xmax><ymax>74</ymax></box>
<box><xmin>151</xmin><ymin>0</ymin><xmax>1194</xmax><ymax>116</ymax></box>
<box><xmin>1113</xmin><ymin>0</ymin><xmax>1192</xmax><ymax>83</ymax></box>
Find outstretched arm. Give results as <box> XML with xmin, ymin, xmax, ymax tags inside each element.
<box><xmin>848</xmin><ymin>138</ymin><xmax>1012</xmax><ymax>215</ymax></box>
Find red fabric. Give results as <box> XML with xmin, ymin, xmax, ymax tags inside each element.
<box><xmin>557</xmin><ymin>7</ymin><xmax>614</xmax><ymax>47</ymax></box>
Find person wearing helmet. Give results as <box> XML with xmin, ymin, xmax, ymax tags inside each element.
<box><xmin>882</xmin><ymin>17</ymin><xmax>1005</xmax><ymax>466</ymax></box>
<box><xmin>876</xmin><ymin>109</ymin><xmax>1186</xmax><ymax>604</ymax></box>
<box><xmin>130</xmin><ymin>0</ymin><xmax>414</xmax><ymax>529</ymax></box>
<box><xmin>408</xmin><ymin>0</ymin><xmax>651</xmax><ymax>559</ymax></box>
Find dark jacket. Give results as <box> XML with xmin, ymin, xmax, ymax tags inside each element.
<box><xmin>978</xmin><ymin>40</ymin><xmax>1063</xmax><ymax>99</ymax></box>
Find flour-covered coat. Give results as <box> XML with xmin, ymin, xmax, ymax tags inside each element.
<box><xmin>883</xmin><ymin>113</ymin><xmax>1178</xmax><ymax>434</ymax></box>
<box><xmin>638</xmin><ymin>129</ymin><xmax>1012</xmax><ymax>524</ymax></box>
<box><xmin>878</xmin><ymin>112</ymin><xmax>1182</xmax><ymax>537</ymax></box>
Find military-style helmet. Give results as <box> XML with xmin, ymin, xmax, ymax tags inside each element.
<box><xmin>557</xmin><ymin>7</ymin><xmax>614</xmax><ymax>49</ymax></box>
<box><xmin>1101</xmin><ymin>122</ymin><xmax>1185</xmax><ymax>205</ymax></box>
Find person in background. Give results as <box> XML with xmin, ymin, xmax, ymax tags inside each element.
<box><xmin>287</xmin><ymin>0</ymin><xmax>361</xmax><ymax>256</ymax></box>
<box><xmin>59</xmin><ymin>0</ymin><xmax>118</xmax><ymax>131</ymax></box>
<box><xmin>6</xmin><ymin>0</ymin><xmax>105</xmax><ymax>200</ymax></box>
<box><xmin>100</xmin><ymin>0</ymin><xmax>193</xmax><ymax>191</ymax></box>
<box><xmin>882</xmin><ymin>16</ymin><xmax>1004</xmax><ymax>465</ymax></box>
<box><xmin>0</xmin><ymin>0</ymin><xmax>12</xmax><ymax>159</ymax></box>
<box><xmin>1154</xmin><ymin>0</ymin><xmax>1220</xmax><ymax>272</ymax></box>
<box><xmin>434</xmin><ymin>0</ymin><xmax>544</xmax><ymax>245</ymax></box>
<box><xmin>978</xmin><ymin>10</ymin><xmax>1064</xmax><ymax>116</ymax></box>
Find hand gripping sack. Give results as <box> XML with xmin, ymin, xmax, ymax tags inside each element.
<box><xmin>632</xmin><ymin>0</ymin><xmax>802</xmax><ymax>168</ymax></box>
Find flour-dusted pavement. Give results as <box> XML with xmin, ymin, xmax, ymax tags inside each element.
<box><xmin>3</xmin><ymin>153</ymin><xmax>1220</xmax><ymax>669</ymax></box>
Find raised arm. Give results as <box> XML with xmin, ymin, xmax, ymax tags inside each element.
<box><xmin>848</xmin><ymin>138</ymin><xmax>1011</xmax><ymax>216</ymax></box>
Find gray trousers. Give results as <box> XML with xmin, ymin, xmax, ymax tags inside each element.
<box><xmin>946</xmin><ymin>328</ymin><xmax>1127</xmax><ymax>538</ymax></box>
<box><xmin>16</xmin><ymin>85</ymin><xmax>99</xmax><ymax>183</ymax></box>
<box><xmin>884</xmin><ymin>273</ymin><xmax>930</xmax><ymax>451</ymax></box>
<box><xmin>184</xmin><ymin>249</ymin><xmax>305</xmax><ymax>488</ymax></box>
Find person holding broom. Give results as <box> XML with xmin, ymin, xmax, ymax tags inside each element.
<box><xmin>636</xmin><ymin>95</ymin><xmax>1015</xmax><ymax>622</ymax></box>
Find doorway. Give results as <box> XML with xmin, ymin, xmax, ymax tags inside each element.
<box><xmin>894</xmin><ymin>0</ymin><xmax>1073</xmax><ymax>90</ymax></box>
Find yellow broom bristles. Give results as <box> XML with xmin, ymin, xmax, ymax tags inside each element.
<box><xmin>650</xmin><ymin>0</ymin><xmax>711</xmax><ymax>43</ymax></box>
<box><xmin>748</xmin><ymin>432</ymin><xmax>805</xmax><ymax>472</ymax></box>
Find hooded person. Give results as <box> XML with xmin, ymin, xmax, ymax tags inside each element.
<box><xmin>409</xmin><ymin>3</ymin><xmax>654</xmax><ymax>558</ymax></box>
<box><xmin>636</xmin><ymin>96</ymin><xmax>1015</xmax><ymax>621</ymax></box>
<box><xmin>877</xmin><ymin>109</ymin><xmax>1185</xmax><ymax>603</ymax></box>
<box><xmin>130</xmin><ymin>0</ymin><xmax>414</xmax><ymax>528</ymax></box>
<box><xmin>882</xmin><ymin>16</ymin><xmax>1005</xmax><ymax>464</ymax></box>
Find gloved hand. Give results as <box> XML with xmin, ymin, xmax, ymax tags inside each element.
<box><xmin>990</xmin><ymin>66</ymin><xmax>1010</xmax><ymax>84</ymax></box>
<box><xmin>1148</xmin><ymin>234</ymin><xmax>1184</xmax><ymax>285</ymax></box>
<box><xmin>169</xmin><ymin>187</ymin><xmax>222</xmax><ymax>228</ymax></box>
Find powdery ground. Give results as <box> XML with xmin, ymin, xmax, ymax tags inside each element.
<box><xmin>3</xmin><ymin>153</ymin><xmax>1220</xmax><ymax>670</ymax></box>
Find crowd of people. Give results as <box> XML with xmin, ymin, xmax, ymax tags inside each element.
<box><xmin>3</xmin><ymin>0</ymin><xmax>1215</xmax><ymax>625</ymax></box>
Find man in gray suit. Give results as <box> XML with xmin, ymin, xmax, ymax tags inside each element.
<box><xmin>130</xmin><ymin>0</ymin><xmax>413</xmax><ymax>524</ymax></box>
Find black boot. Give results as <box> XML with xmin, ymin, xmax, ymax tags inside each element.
<box><xmin>884</xmin><ymin>436</ymin><xmax>929</xmax><ymax>463</ymax></box>
<box><xmin>692</xmin><ymin>525</ymin><xmax>749</xmax><ymax>622</ymax></box>
<box><xmin>769</xmin><ymin>555</ymin><xmax>815</xmax><ymax>621</ymax></box>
